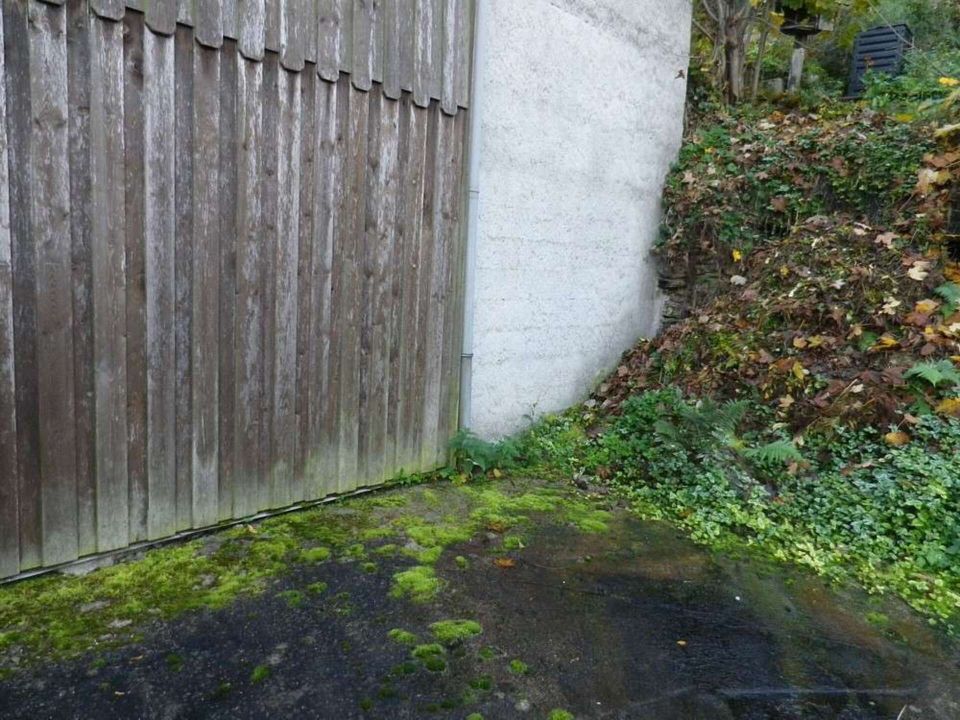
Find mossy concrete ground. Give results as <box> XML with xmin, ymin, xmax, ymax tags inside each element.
<box><xmin>0</xmin><ymin>477</ymin><xmax>958</xmax><ymax>719</ymax></box>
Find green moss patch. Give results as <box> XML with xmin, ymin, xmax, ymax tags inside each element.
<box><xmin>429</xmin><ymin>619</ymin><xmax>482</xmax><ymax>645</ymax></box>
<box><xmin>387</xmin><ymin>628</ymin><xmax>419</xmax><ymax>646</ymax></box>
<box><xmin>390</xmin><ymin>566</ymin><xmax>442</xmax><ymax>603</ymax></box>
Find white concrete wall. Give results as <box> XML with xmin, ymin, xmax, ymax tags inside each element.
<box><xmin>469</xmin><ymin>0</ymin><xmax>692</xmax><ymax>438</ymax></box>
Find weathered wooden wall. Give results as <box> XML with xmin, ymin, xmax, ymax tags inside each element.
<box><xmin>0</xmin><ymin>0</ymin><xmax>473</xmax><ymax>579</ymax></box>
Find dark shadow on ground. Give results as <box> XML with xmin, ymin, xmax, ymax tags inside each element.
<box><xmin>1</xmin><ymin>480</ymin><xmax>958</xmax><ymax>719</ymax></box>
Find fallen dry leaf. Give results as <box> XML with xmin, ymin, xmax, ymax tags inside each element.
<box><xmin>884</xmin><ymin>432</ymin><xmax>911</xmax><ymax>447</ymax></box>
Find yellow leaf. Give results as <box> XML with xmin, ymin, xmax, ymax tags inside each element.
<box><xmin>939</xmin><ymin>77</ymin><xmax>960</xmax><ymax>87</ymax></box>
<box><xmin>791</xmin><ymin>361</ymin><xmax>807</xmax><ymax>381</ymax></box>
<box><xmin>916</xmin><ymin>299</ymin><xmax>941</xmax><ymax>315</ymax></box>
<box><xmin>869</xmin><ymin>334</ymin><xmax>899</xmax><ymax>352</ymax></box>
<box><xmin>894</xmin><ymin>113</ymin><xmax>915</xmax><ymax>123</ymax></box>
<box><xmin>936</xmin><ymin>398</ymin><xmax>960</xmax><ymax>417</ymax></box>
<box><xmin>732</xmin><ymin>249</ymin><xmax>743</xmax><ymax>263</ymax></box>
<box><xmin>884</xmin><ymin>432</ymin><xmax>911</xmax><ymax>447</ymax></box>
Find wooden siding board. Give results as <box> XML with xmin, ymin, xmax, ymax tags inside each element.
<box><xmin>440</xmin><ymin>0</ymin><xmax>456</xmax><ymax>115</ymax></box>
<box><xmin>5</xmin><ymin>0</ymin><xmax>42</xmax><ymax>571</ymax></box>
<box><xmin>67</xmin><ymin>0</ymin><xmax>96</xmax><ymax>559</ymax></box>
<box><xmin>359</xmin><ymin>92</ymin><xmax>399</xmax><ymax>485</ymax></box>
<box><xmin>456</xmin><ymin>0</ymin><xmax>471</xmax><ymax>108</ymax></box>
<box><xmin>144</xmin><ymin>27</ymin><xmax>177</xmax><ymax>539</ymax></box>
<box><xmin>412</xmin><ymin>0</ymin><xmax>434</xmax><ymax>107</ymax></box>
<box><xmin>280</xmin><ymin>0</ymin><xmax>305</xmax><ymax>71</ymax></box>
<box><xmin>0</xmin><ymin>0</ymin><xmax>18</xmax><ymax>579</ymax></box>
<box><xmin>436</xmin><ymin>110</ymin><xmax>464</xmax><ymax>459</ymax></box>
<box><xmin>417</xmin><ymin>103</ymin><xmax>441</xmax><ymax>467</ymax></box>
<box><xmin>29</xmin><ymin>1</ymin><xmax>79</xmax><ymax>566</ymax></box>
<box><xmin>173</xmin><ymin>24</ymin><xmax>194</xmax><ymax>531</ymax></box>
<box><xmin>294</xmin><ymin>67</ymin><xmax>316</xmax><ymax>495</ymax></box>
<box><xmin>270</xmin><ymin>67</ymin><xmax>301</xmax><ymax>508</ymax></box>
<box><xmin>237</xmin><ymin>0</ymin><xmax>266</xmax><ymax>61</ymax></box>
<box><xmin>336</xmin><ymin>81</ymin><xmax>367</xmax><ymax>492</ymax></box>
<box><xmin>398</xmin><ymin>0</ymin><xmax>414</xmax><ymax>93</ymax></box>
<box><xmin>191</xmin><ymin>45</ymin><xmax>221</xmax><ymax>529</ymax></box>
<box><xmin>145</xmin><ymin>0</ymin><xmax>177</xmax><ymax>36</ymax></box>
<box><xmin>264</xmin><ymin>0</ymin><xmax>280</xmax><ymax>53</ymax></box>
<box><xmin>123</xmin><ymin>15</ymin><xmax>147</xmax><ymax>545</ymax></box>
<box><xmin>234</xmin><ymin>57</ymin><xmax>264</xmax><ymax>518</ymax></box>
<box><xmin>309</xmin><ymin>76</ymin><xmax>342</xmax><ymax>498</ymax></box>
<box><xmin>217</xmin><ymin>38</ymin><xmax>239</xmax><ymax>521</ymax></box>
<box><xmin>91</xmin><ymin>0</ymin><xmax>125</xmax><ymax>21</ymax></box>
<box><xmin>337</xmin><ymin>0</ymin><xmax>353</xmax><ymax>74</ymax></box>
<box><xmin>395</xmin><ymin>98</ymin><xmax>427</xmax><ymax>471</ymax></box>
<box><xmin>386</xmin><ymin>96</ymin><xmax>412</xmax><ymax>471</ymax></box>
<box><xmin>222</xmin><ymin>0</ymin><xmax>238</xmax><ymax>41</ymax></box>
<box><xmin>194</xmin><ymin>0</ymin><xmax>223</xmax><ymax>49</ymax></box>
<box><xmin>316</xmin><ymin>0</ymin><xmax>342</xmax><ymax>82</ymax></box>
<box><xmin>89</xmin><ymin>14</ymin><xmax>131</xmax><ymax>551</ymax></box>
<box><xmin>260</xmin><ymin>52</ymin><xmax>278</xmax><ymax>509</ymax></box>
<box><xmin>352</xmin><ymin>0</ymin><xmax>374</xmax><ymax>91</ymax></box>
<box><xmin>383</xmin><ymin>0</ymin><xmax>401</xmax><ymax>99</ymax></box>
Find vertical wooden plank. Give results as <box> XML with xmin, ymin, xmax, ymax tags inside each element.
<box><xmin>87</xmin><ymin>14</ymin><xmax>130</xmax><ymax>552</ymax></box>
<box><xmin>218</xmin><ymin>38</ymin><xmax>239</xmax><ymax>521</ymax></box>
<box><xmin>0</xmin><ymin>1</ymin><xmax>19</xmax><ymax>579</ymax></box>
<box><xmin>144</xmin><ymin>28</ymin><xmax>177</xmax><ymax>539</ymax></box>
<box><xmin>4</xmin><ymin>0</ymin><xmax>41</xmax><ymax>571</ymax></box>
<box><xmin>394</xmin><ymin>99</ymin><xmax>428</xmax><ymax>472</ymax></box>
<box><xmin>359</xmin><ymin>93</ymin><xmax>400</xmax><ymax>485</ymax></box>
<box><xmin>90</xmin><ymin>0</ymin><xmax>125</xmax><ymax>21</ymax></box>
<box><xmin>29</xmin><ymin>1</ymin><xmax>78</xmax><ymax>565</ymax></box>
<box><xmin>145</xmin><ymin>0</ymin><xmax>177</xmax><ymax>36</ymax></box>
<box><xmin>398</xmin><ymin>0</ymin><xmax>414</xmax><ymax>93</ymax></box>
<box><xmin>440</xmin><ymin>0</ymin><xmax>457</xmax><ymax>115</ymax></box>
<box><xmin>383</xmin><ymin>0</ymin><xmax>401</xmax><ymax>99</ymax></box>
<box><xmin>67</xmin><ymin>0</ymin><xmax>96</xmax><ymax>558</ymax></box>
<box><xmin>309</xmin><ymin>76</ymin><xmax>343</xmax><ymax>499</ymax></box>
<box><xmin>436</xmin><ymin>110</ymin><xmax>466</xmax><ymax>460</ymax></box>
<box><xmin>234</xmin><ymin>57</ymin><xmax>264</xmax><ymax>518</ymax></box>
<box><xmin>280</xmin><ymin>0</ymin><xmax>305</xmax><ymax>71</ymax></box>
<box><xmin>316</xmin><ymin>0</ymin><xmax>342</xmax><ymax>82</ymax></box>
<box><xmin>191</xmin><ymin>44</ymin><xmax>221</xmax><ymax>528</ymax></box>
<box><xmin>352</xmin><ymin>0</ymin><xmax>374</xmax><ymax>91</ymax></box>
<box><xmin>336</xmin><ymin>82</ymin><xmax>368</xmax><ymax>492</ymax></box>
<box><xmin>417</xmin><ymin>104</ymin><xmax>441</xmax><ymax>466</ymax></box>
<box><xmin>269</xmin><ymin>67</ymin><xmax>301</xmax><ymax>508</ymax></box>
<box><xmin>337</xmin><ymin>0</ymin><xmax>353</xmax><ymax>74</ymax></box>
<box><xmin>413</xmin><ymin>0</ymin><xmax>434</xmax><ymax>107</ymax></box>
<box><xmin>371</xmin><ymin>0</ymin><xmax>384</xmax><ymax>85</ymax></box>
<box><xmin>429</xmin><ymin>0</ymin><xmax>443</xmax><ymax>102</ymax></box>
<box><xmin>264</xmin><ymin>0</ymin><xmax>280</xmax><ymax>52</ymax></box>
<box><xmin>260</xmin><ymin>52</ymin><xmax>279</xmax><ymax>510</ymax></box>
<box><xmin>237</xmin><ymin>0</ymin><xmax>265</xmax><ymax>61</ymax></box>
<box><xmin>302</xmin><ymin>0</ymin><xmax>317</xmax><ymax>63</ymax></box>
<box><xmin>174</xmin><ymin>25</ymin><xmax>194</xmax><ymax>531</ymax></box>
<box><xmin>176</xmin><ymin>0</ymin><xmax>193</xmax><ymax>26</ymax></box>
<box><xmin>222</xmin><ymin>0</ymin><xmax>238</xmax><ymax>40</ymax></box>
<box><xmin>194</xmin><ymin>0</ymin><xmax>223</xmax><ymax>49</ymax></box>
<box><xmin>123</xmin><ymin>15</ymin><xmax>147</xmax><ymax>544</ymax></box>
<box><xmin>294</xmin><ymin>68</ymin><xmax>317</xmax><ymax>495</ymax></box>
<box><xmin>455</xmin><ymin>0</ymin><xmax>471</xmax><ymax>108</ymax></box>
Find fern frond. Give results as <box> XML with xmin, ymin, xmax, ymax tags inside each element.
<box><xmin>905</xmin><ymin>360</ymin><xmax>960</xmax><ymax>388</ymax></box>
<box><xmin>744</xmin><ymin>440</ymin><xmax>803</xmax><ymax>465</ymax></box>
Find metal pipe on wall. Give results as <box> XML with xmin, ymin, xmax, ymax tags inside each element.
<box><xmin>458</xmin><ymin>0</ymin><xmax>486</xmax><ymax>431</ymax></box>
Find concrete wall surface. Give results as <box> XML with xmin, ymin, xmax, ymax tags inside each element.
<box><xmin>469</xmin><ymin>0</ymin><xmax>692</xmax><ymax>438</ymax></box>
